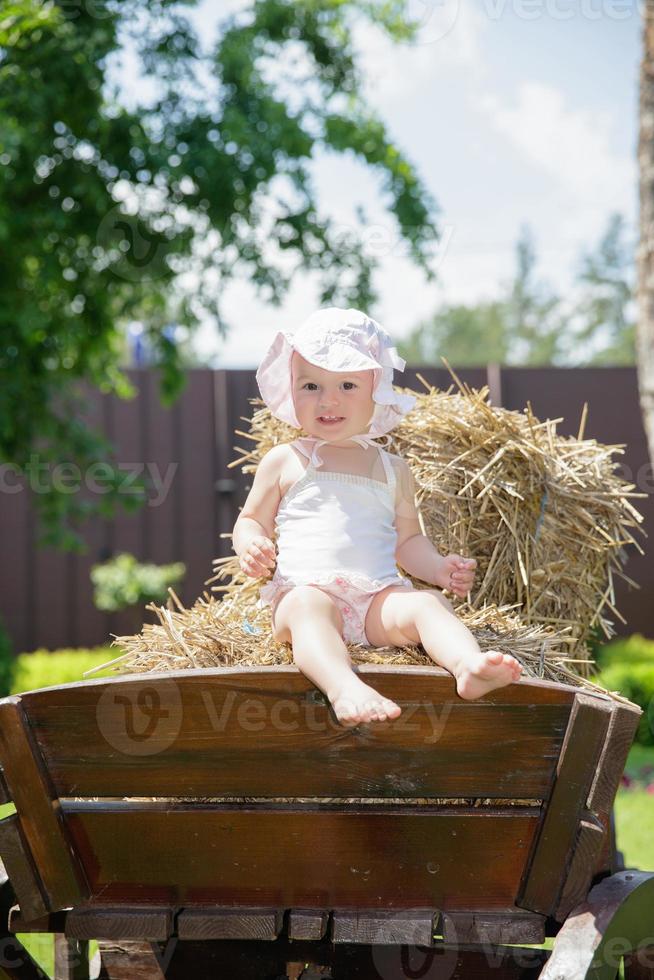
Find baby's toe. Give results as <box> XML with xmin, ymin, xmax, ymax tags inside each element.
<box><xmin>485</xmin><ymin>650</ymin><xmax>504</xmax><ymax>666</ymax></box>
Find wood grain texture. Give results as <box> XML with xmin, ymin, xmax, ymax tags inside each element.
<box><xmin>0</xmin><ymin>771</ymin><xmax>11</xmax><ymax>806</ymax></box>
<box><xmin>22</xmin><ymin>668</ymin><xmax>575</xmax><ymax>800</ymax></box>
<box><xmin>517</xmin><ymin>693</ymin><xmax>612</xmax><ymax>917</ymax></box>
<box><xmin>66</xmin><ymin>908</ymin><xmax>172</xmax><ymax>941</ymax></box>
<box><xmin>177</xmin><ymin>909</ymin><xmax>283</xmax><ymax>941</ymax></box>
<box><xmin>331</xmin><ymin>909</ymin><xmax>436</xmax><ymax>945</ymax></box>
<box><xmin>587</xmin><ymin>701</ymin><xmax>642</xmax><ymax>876</ymax></box>
<box><xmin>62</xmin><ymin>801</ymin><xmax>540</xmax><ymax>910</ymax></box>
<box><xmin>0</xmin><ymin>815</ymin><xmax>47</xmax><ymax>922</ymax></box>
<box><xmin>96</xmin><ymin>941</ymin><xmax>169</xmax><ymax>980</ymax></box>
<box><xmin>0</xmin><ymin>698</ymin><xmax>85</xmax><ymax>912</ymax></box>
<box><xmin>441</xmin><ymin>910</ymin><xmax>546</xmax><ymax>945</ymax></box>
<box><xmin>554</xmin><ymin>816</ymin><xmax>605</xmax><ymax>921</ymax></box>
<box><xmin>288</xmin><ymin>910</ymin><xmax>329</xmax><ymax>941</ymax></box>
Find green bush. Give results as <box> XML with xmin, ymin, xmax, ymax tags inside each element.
<box><xmin>90</xmin><ymin>552</ymin><xmax>185</xmax><ymax>612</ymax></box>
<box><xmin>0</xmin><ymin>616</ymin><xmax>14</xmax><ymax>697</ymax></box>
<box><xmin>11</xmin><ymin>647</ymin><xmax>118</xmax><ymax>694</ymax></box>
<box><xmin>591</xmin><ymin>659</ymin><xmax>654</xmax><ymax>746</ymax></box>
<box><xmin>593</xmin><ymin>633</ymin><xmax>654</xmax><ymax>670</ymax></box>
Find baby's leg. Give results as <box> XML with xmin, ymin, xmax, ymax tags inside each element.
<box><xmin>273</xmin><ymin>585</ymin><xmax>402</xmax><ymax>727</ymax></box>
<box><xmin>369</xmin><ymin>588</ymin><xmax>521</xmax><ymax>699</ymax></box>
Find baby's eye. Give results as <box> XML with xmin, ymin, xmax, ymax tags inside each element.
<box><xmin>343</xmin><ymin>382</ymin><xmax>357</xmax><ymax>390</ymax></box>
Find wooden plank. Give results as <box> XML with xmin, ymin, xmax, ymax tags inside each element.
<box><xmin>213</xmin><ymin>370</ymin><xmax>239</xmax><ymax>561</ymax></box>
<box><xmin>9</xmin><ymin>905</ymin><xmax>67</xmax><ymax>934</ymax></box>
<box><xmin>54</xmin><ymin>936</ymin><xmax>90</xmax><ymax>980</ymax></box>
<box><xmin>106</xmin><ymin>369</ymin><xmax>146</xmax><ymax>640</ymax></box>
<box><xmin>66</xmin><ymin>908</ymin><xmax>172</xmax><ymax>941</ymax></box>
<box><xmin>586</xmin><ymin>701</ymin><xmax>641</xmax><ymax>876</ymax></box>
<box><xmin>517</xmin><ymin>692</ymin><xmax>612</xmax><ymax>917</ymax></box>
<box><xmin>0</xmin><ymin>470</ymin><xmax>31</xmax><ymax>654</ymax></box>
<box><xmin>143</xmin><ymin>369</ymin><xmax>179</xmax><ymax>566</ymax></box>
<box><xmin>332</xmin><ymin>909</ymin><xmax>436</xmax><ymax>945</ymax></box>
<box><xmin>554</xmin><ymin>816</ymin><xmax>605</xmax><ymax>920</ymax></box>
<box><xmin>62</xmin><ymin>802</ymin><xmax>539</xmax><ymax>909</ymax></box>
<box><xmin>0</xmin><ymin>816</ymin><xmax>48</xmax><ymax>921</ymax></box>
<box><xmin>178</xmin><ymin>370</ymin><xmax>217</xmax><ymax>604</ymax></box>
<box><xmin>288</xmin><ymin>910</ymin><xmax>329</xmax><ymax>941</ymax></box>
<box><xmin>441</xmin><ymin>910</ymin><xmax>546</xmax><ymax>945</ymax></box>
<box><xmin>96</xmin><ymin>941</ymin><xmax>169</xmax><ymax>980</ymax></box>
<box><xmin>70</xmin><ymin>383</ymin><xmax>112</xmax><ymax>649</ymax></box>
<box><xmin>0</xmin><ymin>770</ymin><xmax>11</xmax><ymax>805</ymax></box>
<box><xmin>23</xmin><ymin>668</ymin><xmax>575</xmax><ymax>800</ymax></box>
<box><xmin>0</xmin><ymin>699</ymin><xmax>86</xmax><ymax>911</ymax></box>
<box><xmin>177</xmin><ymin>909</ymin><xmax>283</xmax><ymax>941</ymax></box>
<box><xmin>99</xmin><ymin>936</ymin><xmax>548</xmax><ymax>980</ymax></box>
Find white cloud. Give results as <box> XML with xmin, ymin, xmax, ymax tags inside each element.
<box><xmin>351</xmin><ymin>1</ymin><xmax>488</xmax><ymax>105</ymax></box>
<box><xmin>479</xmin><ymin>81</ymin><xmax>636</xmax><ymax>242</ymax></box>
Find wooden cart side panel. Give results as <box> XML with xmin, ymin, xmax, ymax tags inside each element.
<box><xmin>0</xmin><ymin>769</ymin><xmax>11</xmax><ymax>806</ymax></box>
<box><xmin>587</xmin><ymin>701</ymin><xmax>642</xmax><ymax>872</ymax></box>
<box><xmin>516</xmin><ymin>693</ymin><xmax>612</xmax><ymax>917</ymax></box>
<box><xmin>61</xmin><ymin>802</ymin><xmax>541</xmax><ymax>910</ymax></box>
<box><xmin>553</xmin><ymin>699</ymin><xmax>642</xmax><ymax>921</ymax></box>
<box><xmin>0</xmin><ymin>698</ymin><xmax>87</xmax><ymax>913</ymax></box>
<box><xmin>22</xmin><ymin>671</ymin><xmax>574</xmax><ymax>801</ymax></box>
<box><xmin>0</xmin><ymin>815</ymin><xmax>48</xmax><ymax>922</ymax></box>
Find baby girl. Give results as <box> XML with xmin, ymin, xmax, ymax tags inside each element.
<box><xmin>232</xmin><ymin>307</ymin><xmax>522</xmax><ymax>727</ymax></box>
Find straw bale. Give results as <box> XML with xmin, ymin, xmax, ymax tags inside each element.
<box><xmin>97</xmin><ymin>371</ymin><xmax>645</xmax><ymax>700</ymax></box>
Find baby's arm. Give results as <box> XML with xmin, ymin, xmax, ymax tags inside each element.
<box><xmin>232</xmin><ymin>445</ymin><xmax>286</xmax><ymax>577</ymax></box>
<box><xmin>393</xmin><ymin>458</ymin><xmax>476</xmax><ymax>597</ymax></box>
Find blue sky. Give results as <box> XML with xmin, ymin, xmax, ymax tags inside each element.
<box><xmin>113</xmin><ymin>0</ymin><xmax>642</xmax><ymax>365</ymax></box>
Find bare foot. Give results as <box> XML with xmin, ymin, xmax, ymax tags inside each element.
<box><xmin>455</xmin><ymin>650</ymin><xmax>522</xmax><ymax>700</ymax></box>
<box><xmin>328</xmin><ymin>675</ymin><xmax>402</xmax><ymax>727</ymax></box>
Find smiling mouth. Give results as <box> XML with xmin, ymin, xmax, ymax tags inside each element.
<box><xmin>317</xmin><ymin>416</ymin><xmax>345</xmax><ymax>424</ymax></box>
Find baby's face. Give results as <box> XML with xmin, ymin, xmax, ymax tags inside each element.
<box><xmin>291</xmin><ymin>352</ymin><xmax>375</xmax><ymax>443</ymax></box>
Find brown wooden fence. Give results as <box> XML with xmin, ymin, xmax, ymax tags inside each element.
<box><xmin>0</xmin><ymin>366</ymin><xmax>652</xmax><ymax>653</ymax></box>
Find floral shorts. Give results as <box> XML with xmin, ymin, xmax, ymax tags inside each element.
<box><xmin>259</xmin><ymin>573</ymin><xmax>413</xmax><ymax>647</ymax></box>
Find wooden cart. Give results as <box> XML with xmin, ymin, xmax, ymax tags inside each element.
<box><xmin>0</xmin><ymin>665</ymin><xmax>652</xmax><ymax>979</ymax></box>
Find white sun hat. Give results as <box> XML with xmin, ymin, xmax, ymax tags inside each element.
<box><xmin>255</xmin><ymin>307</ymin><xmax>417</xmax><ymax>441</ymax></box>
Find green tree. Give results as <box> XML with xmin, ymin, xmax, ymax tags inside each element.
<box><xmin>399</xmin><ymin>225</ymin><xmax>565</xmax><ymax>367</ymax></box>
<box><xmin>502</xmin><ymin>224</ymin><xmax>565</xmax><ymax>365</ymax></box>
<box><xmin>399</xmin><ymin>218</ymin><xmax>635</xmax><ymax>369</ymax></box>
<box><xmin>567</xmin><ymin>212</ymin><xmax>636</xmax><ymax>366</ymax></box>
<box><xmin>398</xmin><ymin>300</ymin><xmax>508</xmax><ymax>367</ymax></box>
<box><xmin>0</xmin><ymin>0</ymin><xmax>439</xmax><ymax>548</ymax></box>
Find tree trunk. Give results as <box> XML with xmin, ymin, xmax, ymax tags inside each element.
<box><xmin>638</xmin><ymin>0</ymin><xmax>654</xmax><ymax>467</ymax></box>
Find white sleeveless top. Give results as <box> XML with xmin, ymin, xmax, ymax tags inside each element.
<box><xmin>258</xmin><ymin>439</ymin><xmax>412</xmax><ymax>599</ymax></box>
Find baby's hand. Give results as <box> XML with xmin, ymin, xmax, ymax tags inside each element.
<box><xmin>240</xmin><ymin>535</ymin><xmax>276</xmax><ymax>579</ymax></box>
<box><xmin>437</xmin><ymin>554</ymin><xmax>477</xmax><ymax>598</ymax></box>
